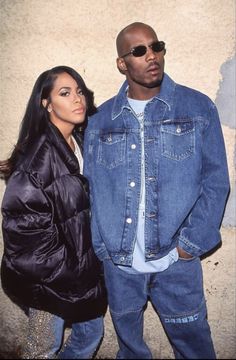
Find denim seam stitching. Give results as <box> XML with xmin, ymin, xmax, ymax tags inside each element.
<box><xmin>159</xmin><ymin>298</ymin><xmax>206</xmax><ymax>318</ymax></box>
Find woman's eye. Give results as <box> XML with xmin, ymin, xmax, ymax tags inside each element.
<box><xmin>60</xmin><ymin>91</ymin><xmax>70</xmax><ymax>96</ymax></box>
<box><xmin>78</xmin><ymin>89</ymin><xmax>84</xmax><ymax>95</ymax></box>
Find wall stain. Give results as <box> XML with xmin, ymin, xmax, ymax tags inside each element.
<box><xmin>215</xmin><ymin>56</ymin><xmax>235</xmax><ymax>129</ymax></box>
<box><xmin>215</xmin><ymin>56</ymin><xmax>236</xmax><ymax>227</ymax></box>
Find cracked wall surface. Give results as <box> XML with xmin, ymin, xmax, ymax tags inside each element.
<box><xmin>0</xmin><ymin>0</ymin><xmax>235</xmax><ymax>358</ymax></box>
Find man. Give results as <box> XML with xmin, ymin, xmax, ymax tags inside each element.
<box><xmin>84</xmin><ymin>22</ymin><xmax>229</xmax><ymax>359</ymax></box>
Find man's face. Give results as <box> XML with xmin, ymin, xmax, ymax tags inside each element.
<box><xmin>117</xmin><ymin>25</ymin><xmax>165</xmax><ymax>92</ymax></box>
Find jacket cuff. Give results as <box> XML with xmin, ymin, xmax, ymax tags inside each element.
<box><xmin>178</xmin><ymin>235</ymin><xmax>204</xmax><ymax>257</ymax></box>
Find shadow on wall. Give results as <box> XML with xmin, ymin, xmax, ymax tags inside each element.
<box><xmin>0</xmin><ymin>350</ymin><xmax>21</xmax><ymax>359</ymax></box>
<box><xmin>215</xmin><ymin>56</ymin><xmax>236</xmax><ymax>227</ymax></box>
<box><xmin>215</xmin><ymin>56</ymin><xmax>236</xmax><ymax>129</ymax></box>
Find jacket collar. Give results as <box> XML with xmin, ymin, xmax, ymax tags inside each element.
<box><xmin>111</xmin><ymin>73</ymin><xmax>176</xmax><ymax>120</ymax></box>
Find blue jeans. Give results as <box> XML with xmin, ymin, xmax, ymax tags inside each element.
<box><xmin>23</xmin><ymin>308</ymin><xmax>104</xmax><ymax>359</ymax></box>
<box><xmin>59</xmin><ymin>317</ymin><xmax>104</xmax><ymax>359</ymax></box>
<box><xmin>103</xmin><ymin>257</ymin><xmax>216</xmax><ymax>359</ymax></box>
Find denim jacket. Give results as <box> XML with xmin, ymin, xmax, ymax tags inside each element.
<box><xmin>84</xmin><ymin>73</ymin><xmax>230</xmax><ymax>266</ymax></box>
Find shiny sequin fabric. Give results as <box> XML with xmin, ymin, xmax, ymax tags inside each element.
<box><xmin>22</xmin><ymin>308</ymin><xmax>59</xmax><ymax>359</ymax></box>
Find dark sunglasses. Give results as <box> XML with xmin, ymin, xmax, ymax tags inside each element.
<box><xmin>121</xmin><ymin>41</ymin><xmax>166</xmax><ymax>58</ymax></box>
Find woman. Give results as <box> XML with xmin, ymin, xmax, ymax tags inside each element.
<box><xmin>0</xmin><ymin>66</ymin><xmax>107</xmax><ymax>359</ymax></box>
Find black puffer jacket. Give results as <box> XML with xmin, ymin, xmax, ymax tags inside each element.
<box><xmin>1</xmin><ymin>122</ymin><xmax>107</xmax><ymax>321</ymax></box>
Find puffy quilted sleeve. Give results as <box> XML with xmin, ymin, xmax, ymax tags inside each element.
<box><xmin>1</xmin><ymin>170</ymin><xmax>65</xmax><ymax>282</ymax></box>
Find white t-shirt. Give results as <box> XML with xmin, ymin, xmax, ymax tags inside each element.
<box><xmin>71</xmin><ymin>136</ymin><xmax>83</xmax><ymax>174</ymax></box>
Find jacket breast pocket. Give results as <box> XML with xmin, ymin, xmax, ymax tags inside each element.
<box><xmin>97</xmin><ymin>132</ymin><xmax>126</xmax><ymax>169</ymax></box>
<box><xmin>161</xmin><ymin>119</ymin><xmax>195</xmax><ymax>161</ymax></box>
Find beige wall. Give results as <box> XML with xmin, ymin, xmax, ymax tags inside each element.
<box><xmin>0</xmin><ymin>0</ymin><xmax>235</xmax><ymax>358</ymax></box>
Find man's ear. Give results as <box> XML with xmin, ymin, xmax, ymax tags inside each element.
<box><xmin>42</xmin><ymin>99</ymin><xmax>52</xmax><ymax>112</ymax></box>
<box><xmin>116</xmin><ymin>57</ymin><xmax>127</xmax><ymax>74</ymax></box>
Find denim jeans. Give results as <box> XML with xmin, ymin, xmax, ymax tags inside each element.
<box><xmin>59</xmin><ymin>317</ymin><xmax>104</xmax><ymax>359</ymax></box>
<box><xmin>103</xmin><ymin>257</ymin><xmax>216</xmax><ymax>359</ymax></box>
<box><xmin>23</xmin><ymin>308</ymin><xmax>104</xmax><ymax>359</ymax></box>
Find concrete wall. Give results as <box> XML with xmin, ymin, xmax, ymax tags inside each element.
<box><xmin>0</xmin><ymin>0</ymin><xmax>235</xmax><ymax>358</ymax></box>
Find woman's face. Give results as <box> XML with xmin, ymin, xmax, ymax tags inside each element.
<box><xmin>44</xmin><ymin>72</ymin><xmax>87</xmax><ymax>133</ymax></box>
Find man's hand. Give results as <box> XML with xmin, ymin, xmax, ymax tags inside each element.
<box><xmin>177</xmin><ymin>246</ymin><xmax>194</xmax><ymax>259</ymax></box>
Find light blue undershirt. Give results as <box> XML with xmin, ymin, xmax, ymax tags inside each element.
<box><xmin>118</xmin><ymin>97</ymin><xmax>178</xmax><ymax>274</ymax></box>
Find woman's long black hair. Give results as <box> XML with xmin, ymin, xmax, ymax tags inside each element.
<box><xmin>0</xmin><ymin>66</ymin><xmax>97</xmax><ymax>180</ymax></box>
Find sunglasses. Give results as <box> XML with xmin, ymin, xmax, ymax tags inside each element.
<box><xmin>121</xmin><ymin>41</ymin><xmax>166</xmax><ymax>58</ymax></box>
